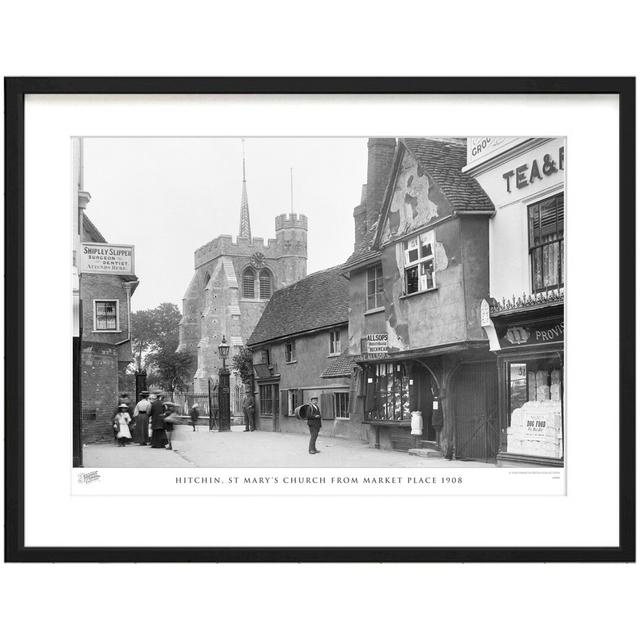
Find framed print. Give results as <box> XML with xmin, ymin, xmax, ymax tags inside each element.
<box><xmin>4</xmin><ymin>77</ymin><xmax>635</xmax><ymax>562</ymax></box>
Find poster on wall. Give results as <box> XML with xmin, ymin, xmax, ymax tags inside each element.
<box><xmin>5</xmin><ymin>77</ymin><xmax>633</xmax><ymax>563</ymax></box>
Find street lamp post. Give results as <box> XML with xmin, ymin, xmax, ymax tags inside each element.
<box><xmin>217</xmin><ymin>335</ymin><xmax>231</xmax><ymax>432</ymax></box>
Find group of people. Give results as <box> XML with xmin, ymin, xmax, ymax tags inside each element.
<box><xmin>112</xmin><ymin>389</ymin><xmax>323</xmax><ymax>455</ymax></box>
<box><xmin>112</xmin><ymin>391</ymin><xmax>180</xmax><ymax>450</ymax></box>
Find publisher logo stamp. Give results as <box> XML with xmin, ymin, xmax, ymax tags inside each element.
<box><xmin>77</xmin><ymin>470</ymin><xmax>101</xmax><ymax>484</ymax></box>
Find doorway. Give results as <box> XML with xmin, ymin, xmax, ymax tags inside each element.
<box><xmin>452</xmin><ymin>362</ymin><xmax>499</xmax><ymax>462</ymax></box>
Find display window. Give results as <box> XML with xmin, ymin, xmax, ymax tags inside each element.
<box><xmin>365</xmin><ymin>362</ymin><xmax>411</xmax><ymax>422</ymax></box>
<box><xmin>502</xmin><ymin>354</ymin><xmax>564</xmax><ymax>460</ymax></box>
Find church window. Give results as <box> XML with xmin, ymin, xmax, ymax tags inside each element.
<box><xmin>259</xmin><ymin>269</ymin><xmax>272</xmax><ymax>299</ymax></box>
<box><xmin>242</xmin><ymin>267</ymin><xmax>255</xmax><ymax>298</ymax></box>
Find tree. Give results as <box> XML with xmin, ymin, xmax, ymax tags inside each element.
<box><xmin>148</xmin><ymin>348</ymin><xmax>195</xmax><ymax>393</ymax></box>
<box><xmin>131</xmin><ymin>302</ymin><xmax>183</xmax><ymax>371</ymax></box>
<box><xmin>232</xmin><ymin>346</ymin><xmax>254</xmax><ymax>385</ymax></box>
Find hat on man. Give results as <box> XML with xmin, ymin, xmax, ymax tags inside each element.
<box><xmin>310</xmin><ymin>396</ymin><xmax>319</xmax><ymax>401</ymax></box>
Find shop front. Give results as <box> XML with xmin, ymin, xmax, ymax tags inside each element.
<box><xmin>358</xmin><ymin>344</ymin><xmax>499</xmax><ymax>462</ymax></box>
<box><xmin>464</xmin><ymin>136</ymin><xmax>566</xmax><ymax>467</ymax></box>
<box><xmin>491</xmin><ymin>301</ymin><xmax>564</xmax><ymax>466</ymax></box>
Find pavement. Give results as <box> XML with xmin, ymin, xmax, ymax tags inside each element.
<box><xmin>83</xmin><ymin>424</ymin><xmax>493</xmax><ymax>468</ymax></box>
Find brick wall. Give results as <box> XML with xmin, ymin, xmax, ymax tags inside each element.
<box><xmin>81</xmin><ymin>342</ymin><xmax>120</xmax><ymax>443</ymax></box>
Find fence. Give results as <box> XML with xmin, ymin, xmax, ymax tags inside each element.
<box><xmin>172</xmin><ymin>392</ymin><xmax>218</xmax><ymax>417</ymax></box>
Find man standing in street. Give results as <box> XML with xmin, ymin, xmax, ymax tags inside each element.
<box><xmin>307</xmin><ymin>396</ymin><xmax>322</xmax><ymax>454</ymax></box>
<box><xmin>242</xmin><ymin>391</ymin><xmax>256</xmax><ymax>432</ymax></box>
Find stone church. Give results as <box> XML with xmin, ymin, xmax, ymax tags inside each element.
<box><xmin>178</xmin><ymin>151</ymin><xmax>308</xmax><ymax>402</ymax></box>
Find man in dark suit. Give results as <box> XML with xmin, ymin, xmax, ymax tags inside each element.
<box><xmin>307</xmin><ymin>396</ymin><xmax>322</xmax><ymax>454</ymax></box>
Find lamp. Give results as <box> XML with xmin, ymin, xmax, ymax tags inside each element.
<box><xmin>217</xmin><ymin>335</ymin><xmax>231</xmax><ymax>431</ymax></box>
<box><xmin>218</xmin><ymin>335</ymin><xmax>230</xmax><ymax>368</ymax></box>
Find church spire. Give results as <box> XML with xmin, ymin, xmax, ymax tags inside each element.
<box><xmin>238</xmin><ymin>139</ymin><xmax>252</xmax><ymax>241</ymax></box>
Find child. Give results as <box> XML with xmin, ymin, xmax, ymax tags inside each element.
<box><xmin>113</xmin><ymin>403</ymin><xmax>133</xmax><ymax>446</ymax></box>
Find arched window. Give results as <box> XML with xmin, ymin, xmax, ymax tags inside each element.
<box><xmin>242</xmin><ymin>267</ymin><xmax>255</xmax><ymax>298</ymax></box>
<box><xmin>259</xmin><ymin>269</ymin><xmax>272</xmax><ymax>299</ymax></box>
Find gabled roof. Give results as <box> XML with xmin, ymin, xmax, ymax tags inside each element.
<box><xmin>401</xmin><ymin>138</ymin><xmax>494</xmax><ymax>212</ymax></box>
<box><xmin>344</xmin><ymin>138</ymin><xmax>494</xmax><ymax>273</ymax></box>
<box><xmin>247</xmin><ymin>265</ymin><xmax>348</xmax><ymax>346</ymax></box>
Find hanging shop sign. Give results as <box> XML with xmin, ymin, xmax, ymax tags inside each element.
<box><xmin>80</xmin><ymin>243</ymin><xmax>135</xmax><ymax>276</ymax></box>
<box><xmin>502</xmin><ymin>146</ymin><xmax>564</xmax><ymax>193</ymax></box>
<box><xmin>498</xmin><ymin>320</ymin><xmax>564</xmax><ymax>349</ymax></box>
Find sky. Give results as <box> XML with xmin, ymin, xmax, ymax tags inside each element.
<box><xmin>83</xmin><ymin>137</ymin><xmax>369</xmax><ymax>312</ymax></box>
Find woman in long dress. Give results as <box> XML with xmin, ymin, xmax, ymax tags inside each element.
<box><xmin>133</xmin><ymin>391</ymin><xmax>152</xmax><ymax>446</ymax></box>
<box><xmin>149</xmin><ymin>393</ymin><xmax>169</xmax><ymax>449</ymax></box>
<box><xmin>113</xmin><ymin>404</ymin><xmax>133</xmax><ymax>446</ymax></box>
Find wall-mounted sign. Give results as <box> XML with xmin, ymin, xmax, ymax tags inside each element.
<box><xmin>360</xmin><ymin>334</ymin><xmax>390</xmax><ymax>360</ymax></box>
<box><xmin>502</xmin><ymin>146</ymin><xmax>564</xmax><ymax>193</ymax></box>
<box><xmin>498</xmin><ymin>320</ymin><xmax>564</xmax><ymax>349</ymax></box>
<box><xmin>467</xmin><ymin>137</ymin><xmax>515</xmax><ymax>164</ymax></box>
<box><xmin>81</xmin><ymin>243</ymin><xmax>135</xmax><ymax>276</ymax></box>
<box><xmin>366</xmin><ymin>333</ymin><xmax>388</xmax><ymax>354</ymax></box>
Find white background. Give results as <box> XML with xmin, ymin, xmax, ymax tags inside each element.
<box><xmin>1</xmin><ymin>2</ymin><xmax>638</xmax><ymax>640</ymax></box>
<box><xmin>25</xmin><ymin>93</ymin><xmax>608</xmax><ymax>548</ymax></box>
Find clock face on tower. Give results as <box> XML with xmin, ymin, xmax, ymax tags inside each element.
<box><xmin>250</xmin><ymin>252</ymin><xmax>266</xmax><ymax>269</ymax></box>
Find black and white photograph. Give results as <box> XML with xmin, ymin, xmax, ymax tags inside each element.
<box><xmin>73</xmin><ymin>135</ymin><xmax>566</xmax><ymax>473</ymax></box>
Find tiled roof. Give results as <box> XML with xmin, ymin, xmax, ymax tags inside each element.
<box><xmin>343</xmin><ymin>224</ymin><xmax>381</xmax><ymax>271</ymax></box>
<box><xmin>247</xmin><ymin>265</ymin><xmax>348</xmax><ymax>346</ymax></box>
<box><xmin>402</xmin><ymin>138</ymin><xmax>494</xmax><ymax>212</ymax></box>
<box><xmin>320</xmin><ymin>353</ymin><xmax>356</xmax><ymax>378</ymax></box>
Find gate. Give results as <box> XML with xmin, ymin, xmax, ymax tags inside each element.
<box><xmin>173</xmin><ymin>392</ymin><xmax>217</xmax><ymax>418</ymax></box>
<box><xmin>452</xmin><ymin>362</ymin><xmax>499</xmax><ymax>462</ymax></box>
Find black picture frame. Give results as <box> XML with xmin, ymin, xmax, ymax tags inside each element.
<box><xmin>4</xmin><ymin>77</ymin><xmax>635</xmax><ymax>563</ymax></box>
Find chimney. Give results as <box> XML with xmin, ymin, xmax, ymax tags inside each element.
<box><xmin>365</xmin><ymin>138</ymin><xmax>395</xmax><ymax>230</ymax></box>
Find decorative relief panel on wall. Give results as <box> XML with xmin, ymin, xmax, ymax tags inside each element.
<box><xmin>382</xmin><ymin>154</ymin><xmax>438</xmax><ymax>243</ymax></box>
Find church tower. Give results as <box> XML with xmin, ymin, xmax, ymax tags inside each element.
<box><xmin>178</xmin><ymin>140</ymin><xmax>309</xmax><ymax>403</ymax></box>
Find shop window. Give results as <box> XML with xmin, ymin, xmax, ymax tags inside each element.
<box><xmin>259</xmin><ymin>269</ymin><xmax>272</xmax><ymax>299</ymax></box>
<box><xmin>242</xmin><ymin>267</ymin><xmax>255</xmax><ymax>298</ymax></box>
<box><xmin>365</xmin><ymin>362</ymin><xmax>411</xmax><ymax>422</ymax></box>
<box><xmin>528</xmin><ymin>193</ymin><xmax>564</xmax><ymax>293</ymax></box>
<box><xmin>259</xmin><ymin>385</ymin><xmax>273</xmax><ymax>416</ymax></box>
<box><xmin>504</xmin><ymin>356</ymin><xmax>563</xmax><ymax>459</ymax></box>
<box><xmin>94</xmin><ymin>300</ymin><xmax>119</xmax><ymax>331</ymax></box>
<box><xmin>335</xmin><ymin>392</ymin><xmax>350</xmax><ymax>418</ymax></box>
<box><xmin>329</xmin><ymin>329</ymin><xmax>341</xmax><ymax>355</ymax></box>
<box><xmin>366</xmin><ymin>264</ymin><xmax>384</xmax><ymax>310</ymax></box>
<box><xmin>285</xmin><ymin>340</ymin><xmax>296</xmax><ymax>363</ymax></box>
<box><xmin>404</xmin><ymin>232</ymin><xmax>435</xmax><ymax>295</ymax></box>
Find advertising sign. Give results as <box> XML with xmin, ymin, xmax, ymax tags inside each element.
<box><xmin>366</xmin><ymin>333</ymin><xmax>388</xmax><ymax>355</ymax></box>
<box><xmin>80</xmin><ymin>243</ymin><xmax>135</xmax><ymax>275</ymax></box>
